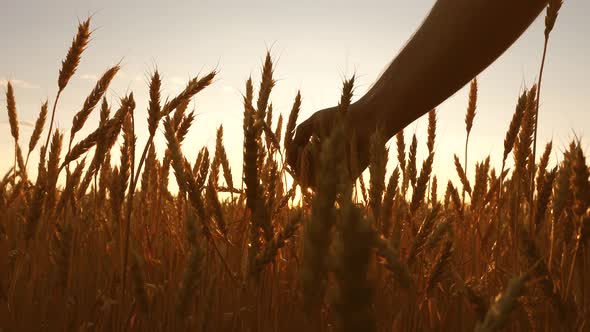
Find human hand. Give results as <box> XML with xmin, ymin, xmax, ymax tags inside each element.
<box><xmin>286</xmin><ymin>103</ymin><xmax>376</xmax><ymax>188</ymax></box>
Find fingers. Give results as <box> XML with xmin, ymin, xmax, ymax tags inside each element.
<box><xmin>286</xmin><ymin>115</ymin><xmax>314</xmax><ymax>173</ymax></box>
<box><xmin>287</xmin><ymin>108</ymin><xmax>328</xmax><ymax>167</ymax></box>
<box><xmin>292</xmin><ymin>114</ymin><xmax>316</xmax><ymax>149</ymax></box>
<box><xmin>285</xmin><ymin>106</ymin><xmax>343</xmax><ymax>187</ymax></box>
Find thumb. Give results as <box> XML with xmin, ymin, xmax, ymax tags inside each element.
<box><xmin>287</xmin><ymin>115</ymin><xmax>315</xmax><ymax>172</ymax></box>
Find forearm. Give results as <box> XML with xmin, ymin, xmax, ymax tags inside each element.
<box><xmin>358</xmin><ymin>0</ymin><xmax>548</xmax><ymax>137</ymax></box>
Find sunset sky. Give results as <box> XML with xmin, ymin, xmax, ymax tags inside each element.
<box><xmin>1</xmin><ymin>0</ymin><xmax>589</xmax><ymax>190</ymax></box>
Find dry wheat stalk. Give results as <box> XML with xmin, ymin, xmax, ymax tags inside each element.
<box><xmin>161</xmin><ymin>71</ymin><xmax>216</xmax><ymax>118</ymax></box>
<box><xmin>407</xmin><ymin>134</ymin><xmax>418</xmax><ymax>191</ymax></box>
<box><xmin>570</xmin><ymin>143</ymin><xmax>590</xmax><ymax>217</ymax></box>
<box><xmin>171</xmin><ymin>98</ymin><xmax>189</xmax><ymax>133</ymax></box>
<box><xmin>302</xmin><ymin>127</ymin><xmax>342</xmax><ymax>309</ymax></box>
<box><xmin>331</xmin><ymin>200</ymin><xmax>377</xmax><ymax>332</ymax></box>
<box><xmin>128</xmin><ymin>71</ymin><xmax>165</xmax><ymax>202</ymax></box>
<box><xmin>147</xmin><ymin>70</ymin><xmax>162</xmax><ymax>136</ymax></box>
<box><xmin>424</xmin><ymin>217</ymin><xmax>451</xmax><ymax>252</ymax></box>
<box><xmin>369</xmin><ymin>129</ymin><xmax>388</xmax><ymax>223</ymax></box>
<box><xmin>15</xmin><ymin>145</ymin><xmax>26</xmax><ymax>181</ymax></box>
<box><xmin>25</xmin><ymin>145</ymin><xmax>48</xmax><ymax>242</ymax></box>
<box><xmin>465</xmin><ymin>78</ymin><xmax>478</xmax><ymax>138</ymax></box>
<box><xmin>427</xmin><ymin>109</ymin><xmax>437</xmax><ymax>155</ymax></box>
<box><xmin>176</xmin><ymin>111</ymin><xmax>195</xmax><ymax>144</ymax></box>
<box><xmin>58</xmin><ymin>18</ymin><xmax>91</xmax><ymax>92</ymax></box>
<box><xmin>70</xmin><ymin>65</ymin><xmax>119</xmax><ymax>143</ymax></box>
<box><xmin>61</xmin><ymin>94</ymin><xmax>133</xmax><ymax>171</ymax></box>
<box><xmin>5</xmin><ymin>82</ymin><xmax>19</xmax><ymax>142</ymax></box>
<box><xmin>503</xmin><ymin>90</ymin><xmax>528</xmax><ymax>163</ymax></box>
<box><xmin>454</xmin><ymin>154</ymin><xmax>472</xmax><ymax>196</ymax></box>
<box><xmin>552</xmin><ymin>156</ymin><xmax>573</xmax><ymax>240</ymax></box>
<box><xmin>6</xmin><ymin>82</ymin><xmax>19</xmax><ymax>183</ymax></box>
<box><xmin>431</xmin><ymin>175</ymin><xmax>438</xmax><ymax>206</ymax></box>
<box><xmin>497</xmin><ymin>90</ymin><xmax>529</xmax><ymax>212</ymax></box>
<box><xmin>274</xmin><ymin>113</ymin><xmax>283</xmax><ymax>146</ymax></box>
<box><xmin>519</xmin><ymin>228</ymin><xmax>569</xmax><ymax>323</ymax></box>
<box><xmin>285</xmin><ymin>91</ymin><xmax>301</xmax><ymax>154</ymax></box>
<box><xmin>425</xmin><ymin>239</ymin><xmax>453</xmax><ymax>294</ymax></box>
<box><xmin>25</xmin><ymin>100</ymin><xmax>48</xmax><ymax>168</ymax></box>
<box><xmin>464</xmin><ymin>78</ymin><xmax>478</xmax><ymax>202</ymax></box>
<box><xmin>121</xmin><ymin>95</ymin><xmax>140</xmax><ymax>305</ymax></box>
<box><xmin>162</xmin><ymin>115</ymin><xmax>238</xmax><ymax>286</ymax></box>
<box><xmin>176</xmin><ymin>242</ymin><xmax>204</xmax><ymax>318</ymax></box>
<box><xmin>206</xmin><ymin>180</ymin><xmax>227</xmax><ymax>236</ymax></box>
<box><xmin>381</xmin><ymin>167</ymin><xmax>400</xmax><ymax>235</ymax></box>
<box><xmin>302</xmin><ymin>77</ymin><xmax>351</xmax><ymax>312</ymax></box>
<box><xmin>447</xmin><ymin>181</ymin><xmax>463</xmax><ymax>216</ymax></box>
<box><xmin>52</xmin><ymin>222</ymin><xmax>73</xmax><ymax>290</ymax></box>
<box><xmin>396</xmin><ymin>130</ymin><xmax>406</xmax><ymax>173</ymax></box>
<box><xmin>215</xmin><ymin>125</ymin><xmax>234</xmax><ymax>190</ymax></box>
<box><xmin>407</xmin><ymin>205</ymin><xmax>440</xmax><ymax>266</ymax></box>
<box><xmin>43</xmin><ymin>18</ymin><xmax>91</xmax><ymax>163</ymax></box>
<box><xmin>192</xmin><ymin>146</ymin><xmax>206</xmax><ymax>177</ymax></box>
<box><xmin>534</xmin><ymin>167</ymin><xmax>557</xmax><ymax>233</ymax></box>
<box><xmin>130</xmin><ymin>250</ymin><xmax>149</xmax><ymax>314</ymax></box>
<box><xmin>545</xmin><ymin>0</ymin><xmax>563</xmax><ymax>38</ymax></box>
<box><xmin>77</xmin><ymin>98</ymin><xmax>126</xmax><ymax>198</ymax></box>
<box><xmin>242</xmin><ymin>76</ymin><xmax>260</xmax><ymax>251</ymax></box>
<box><xmin>463</xmin><ymin>280</ymin><xmax>489</xmax><ymax>322</ymax></box>
<box><xmin>472</xmin><ymin>157</ymin><xmax>490</xmax><ymax>208</ymax></box>
<box><xmin>532</xmin><ymin>0</ymin><xmax>563</xmax><ymax>200</ymax></box>
<box><xmin>55</xmin><ymin>158</ymin><xmax>86</xmax><ymax>216</ymax></box>
<box><xmin>410</xmin><ymin>153</ymin><xmax>434</xmax><ymax>214</ymax></box>
<box><xmin>253</xmin><ymin>210</ymin><xmax>302</xmax><ymax>274</ymax></box>
<box><xmin>475</xmin><ymin>270</ymin><xmax>532</xmax><ymax>332</ymax></box>
<box><xmin>513</xmin><ymin>85</ymin><xmax>537</xmax><ymax>179</ymax></box>
<box><xmin>46</xmin><ymin>130</ymin><xmax>64</xmax><ymax>211</ymax></box>
<box><xmin>374</xmin><ymin>236</ymin><xmax>412</xmax><ymax>289</ymax></box>
<box><xmin>536</xmin><ymin>141</ymin><xmax>553</xmax><ymax>196</ymax></box>
<box><xmin>256</xmin><ymin>52</ymin><xmax>275</xmax><ymax>122</ymax></box>
<box><xmin>195</xmin><ymin>147</ymin><xmax>210</xmax><ymax>189</ymax></box>
<box><xmin>444</xmin><ymin>181</ymin><xmax>452</xmax><ymax>209</ymax></box>
<box><xmin>338</xmin><ymin>75</ymin><xmax>355</xmax><ymax>115</ymax></box>
<box><xmin>358</xmin><ymin>171</ymin><xmax>369</xmax><ymax>206</ymax></box>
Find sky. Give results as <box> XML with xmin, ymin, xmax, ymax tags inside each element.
<box><xmin>1</xmin><ymin>0</ymin><xmax>589</xmax><ymax>192</ymax></box>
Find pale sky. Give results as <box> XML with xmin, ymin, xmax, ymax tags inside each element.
<box><xmin>1</xmin><ymin>0</ymin><xmax>589</xmax><ymax>191</ymax></box>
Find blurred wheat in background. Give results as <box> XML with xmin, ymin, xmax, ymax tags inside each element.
<box><xmin>1</xmin><ymin>4</ymin><xmax>590</xmax><ymax>331</ymax></box>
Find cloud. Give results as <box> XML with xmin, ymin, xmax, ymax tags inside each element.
<box><xmin>19</xmin><ymin>121</ymin><xmax>35</xmax><ymax>128</ymax></box>
<box><xmin>114</xmin><ymin>71</ymin><xmax>141</xmax><ymax>81</ymax></box>
<box><xmin>0</xmin><ymin>120</ymin><xmax>34</xmax><ymax>128</ymax></box>
<box><xmin>80</xmin><ymin>74</ymin><xmax>98</xmax><ymax>81</ymax></box>
<box><xmin>0</xmin><ymin>78</ymin><xmax>39</xmax><ymax>89</ymax></box>
<box><xmin>169</xmin><ymin>76</ymin><xmax>188</xmax><ymax>87</ymax></box>
<box><xmin>81</xmin><ymin>71</ymin><xmax>143</xmax><ymax>84</ymax></box>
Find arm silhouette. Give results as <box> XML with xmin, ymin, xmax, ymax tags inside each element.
<box><xmin>288</xmin><ymin>0</ymin><xmax>548</xmax><ymax>184</ymax></box>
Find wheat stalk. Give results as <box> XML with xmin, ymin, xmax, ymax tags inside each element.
<box><xmin>454</xmin><ymin>154</ymin><xmax>472</xmax><ymax>198</ymax></box>
<box><xmin>475</xmin><ymin>270</ymin><xmax>533</xmax><ymax>332</ymax></box>
<box><xmin>369</xmin><ymin>129</ymin><xmax>388</xmax><ymax>223</ymax></box>
<box><xmin>425</xmin><ymin>239</ymin><xmax>453</xmax><ymax>294</ymax></box>
<box><xmin>43</xmin><ymin>18</ymin><xmax>91</xmax><ymax>163</ymax></box>
<box><xmin>5</xmin><ymin>82</ymin><xmax>19</xmax><ymax>184</ymax></box>
<box><xmin>70</xmin><ymin>65</ymin><xmax>119</xmax><ymax>144</ymax></box>
<box><xmin>406</xmin><ymin>134</ymin><xmax>418</xmax><ymax>193</ymax></box>
<box><xmin>464</xmin><ymin>78</ymin><xmax>478</xmax><ymax>204</ymax></box>
<box><xmin>531</xmin><ymin>0</ymin><xmax>563</xmax><ymax>204</ymax></box>
<box><xmin>410</xmin><ymin>153</ymin><xmax>434</xmax><ymax>214</ymax></box>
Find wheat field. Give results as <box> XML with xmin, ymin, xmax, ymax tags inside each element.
<box><xmin>1</xmin><ymin>6</ymin><xmax>590</xmax><ymax>332</ymax></box>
